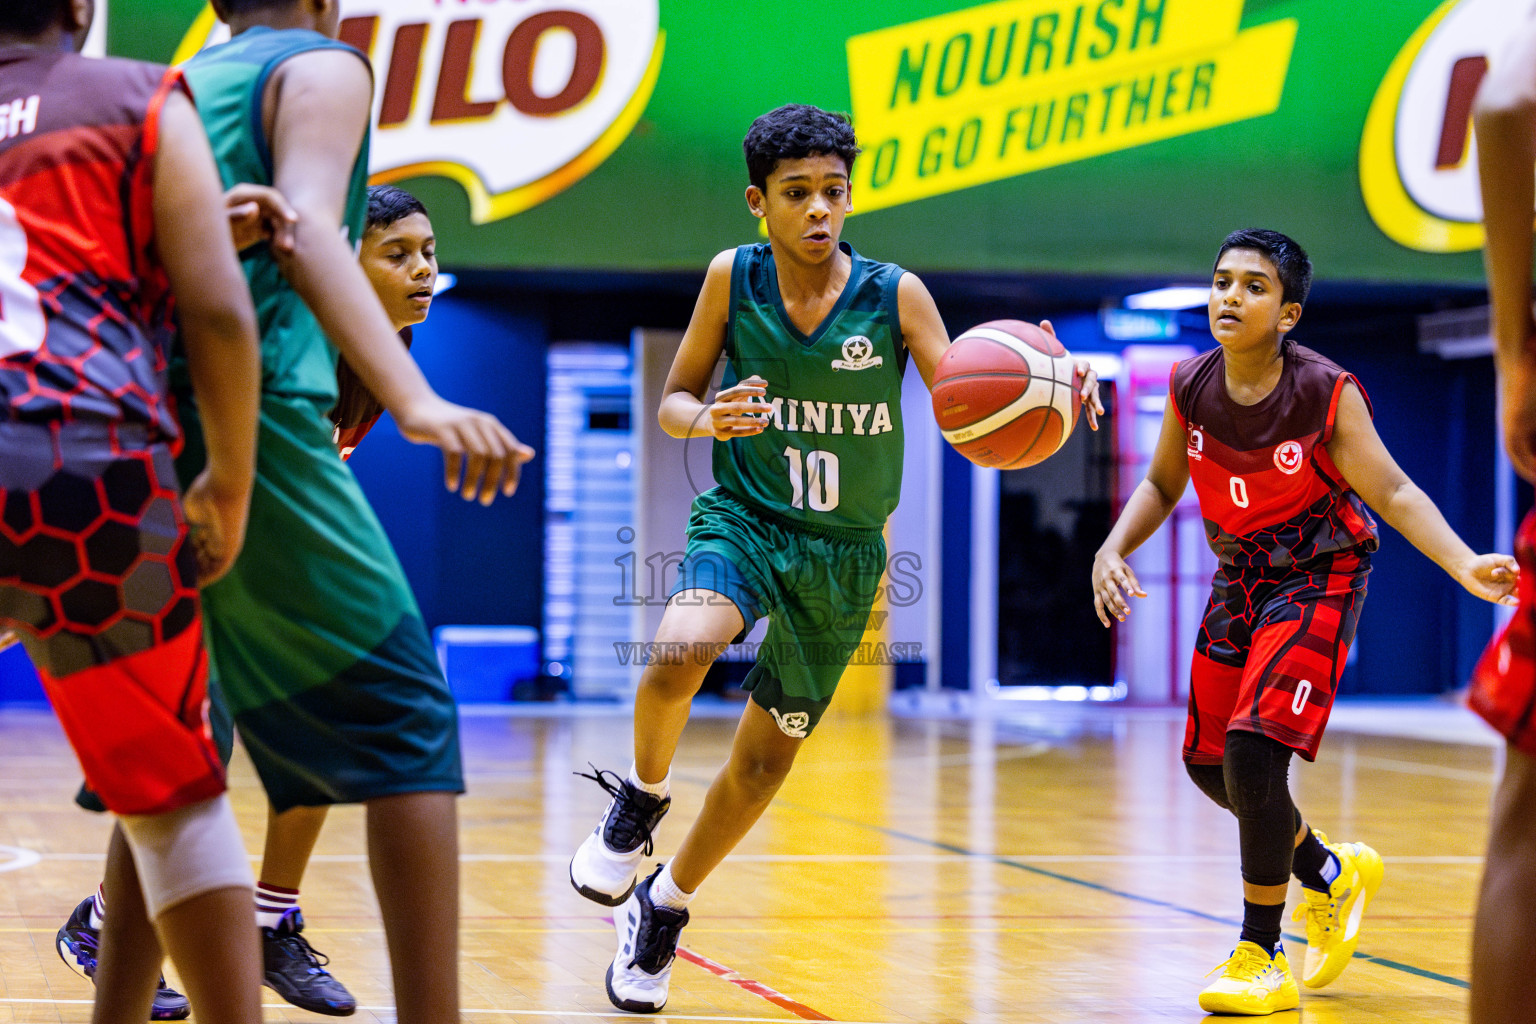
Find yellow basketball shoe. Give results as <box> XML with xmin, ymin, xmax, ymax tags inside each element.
<box><xmin>1198</xmin><ymin>941</ymin><xmax>1300</xmax><ymax>1015</ymax></box>
<box><xmin>1291</xmin><ymin>831</ymin><xmax>1385</xmax><ymax>989</ymax></box>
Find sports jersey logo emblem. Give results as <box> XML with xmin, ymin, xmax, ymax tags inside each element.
<box><xmin>769</xmin><ymin>707</ymin><xmax>810</xmax><ymax>738</ymax></box>
<box><xmin>1274</xmin><ymin>440</ymin><xmax>1305</xmax><ymax>474</ymax></box>
<box><xmin>831</xmin><ymin>335</ymin><xmax>883</xmax><ymax>371</ymax></box>
<box><xmin>1187</xmin><ymin>427</ymin><xmax>1205</xmax><ymax>462</ymax></box>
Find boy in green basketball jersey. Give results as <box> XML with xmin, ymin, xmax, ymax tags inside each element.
<box><xmin>570</xmin><ymin>103</ymin><xmax>1104</xmax><ymax>1013</ymax></box>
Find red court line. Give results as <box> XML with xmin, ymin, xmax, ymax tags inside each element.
<box><xmin>676</xmin><ymin>946</ymin><xmax>835</xmax><ymax>1021</ymax></box>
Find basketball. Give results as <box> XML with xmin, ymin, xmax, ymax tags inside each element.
<box><xmin>930</xmin><ymin>320</ymin><xmax>1082</xmax><ymax>469</ymax></box>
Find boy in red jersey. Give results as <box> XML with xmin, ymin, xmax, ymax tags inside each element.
<box><xmin>1093</xmin><ymin>228</ymin><xmax>1516</xmax><ymax>1016</ymax></box>
<box><xmin>332</xmin><ymin>184</ymin><xmax>436</xmax><ymax>459</ymax></box>
<box><xmin>0</xmin><ymin>0</ymin><xmax>266</xmax><ymax>1021</ymax></box>
<box><xmin>1470</xmin><ymin>13</ymin><xmax>1536</xmax><ymax>1023</ymax></box>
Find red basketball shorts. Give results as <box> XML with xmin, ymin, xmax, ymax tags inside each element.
<box><xmin>0</xmin><ymin>424</ymin><xmax>225</xmax><ymax>815</ymax></box>
<box><xmin>1470</xmin><ymin>511</ymin><xmax>1536</xmax><ymax>756</ymax></box>
<box><xmin>1183</xmin><ymin>563</ymin><xmax>1367</xmax><ymax>765</ymax></box>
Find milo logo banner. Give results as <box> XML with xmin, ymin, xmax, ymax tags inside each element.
<box><xmin>103</xmin><ymin>0</ymin><xmax>1505</xmax><ymax>284</ymax></box>
<box><xmin>173</xmin><ymin>1</ymin><xmax>664</xmax><ymax>223</ymax></box>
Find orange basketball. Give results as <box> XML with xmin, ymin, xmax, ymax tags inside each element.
<box><xmin>931</xmin><ymin>320</ymin><xmax>1081</xmax><ymax>469</ymax></box>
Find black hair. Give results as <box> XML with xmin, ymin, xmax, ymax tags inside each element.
<box><xmin>1214</xmin><ymin>228</ymin><xmax>1313</xmax><ymax>306</ymax></box>
<box><xmin>742</xmin><ymin>104</ymin><xmax>860</xmax><ymax>193</ymax></box>
<box><xmin>365</xmin><ymin>184</ymin><xmax>429</xmax><ymax>233</ymax></box>
<box><xmin>0</xmin><ymin>0</ymin><xmax>68</xmax><ymax>34</ymax></box>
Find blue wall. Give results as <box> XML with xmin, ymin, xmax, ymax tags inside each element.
<box><xmin>347</xmin><ymin>293</ymin><xmax>547</xmax><ymax>635</ymax></box>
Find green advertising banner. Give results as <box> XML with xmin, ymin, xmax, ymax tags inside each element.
<box><xmin>103</xmin><ymin>0</ymin><xmax>1515</xmax><ymax>285</ymax></box>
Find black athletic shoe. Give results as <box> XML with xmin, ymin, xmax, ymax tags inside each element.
<box><xmin>262</xmin><ymin>908</ymin><xmax>357</xmax><ymax>1016</ymax></box>
<box><xmin>56</xmin><ymin>896</ymin><xmax>191</xmax><ymax>1021</ymax></box>
<box><xmin>569</xmin><ymin>765</ymin><xmax>671</xmax><ymax>906</ymax></box>
<box><xmin>605</xmin><ymin>865</ymin><xmax>689</xmax><ymax>1013</ymax></box>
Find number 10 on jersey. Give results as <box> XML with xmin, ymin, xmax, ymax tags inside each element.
<box><xmin>784</xmin><ymin>447</ymin><xmax>840</xmax><ymax>512</ymax></box>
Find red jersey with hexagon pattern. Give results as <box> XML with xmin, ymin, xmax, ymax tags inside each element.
<box><xmin>0</xmin><ymin>48</ymin><xmax>222</xmax><ymax>816</ymax></box>
<box><xmin>0</xmin><ymin>47</ymin><xmax>182</xmax><ymax>441</ymax></box>
<box><xmin>1170</xmin><ymin>339</ymin><xmax>1379</xmax><ymax>573</ymax></box>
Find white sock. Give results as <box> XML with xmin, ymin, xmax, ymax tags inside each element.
<box><xmin>89</xmin><ymin>884</ymin><xmax>106</xmax><ymax>929</ymax></box>
<box><xmin>649</xmin><ymin>862</ymin><xmax>694</xmax><ymax>912</ymax></box>
<box><xmin>1320</xmin><ymin>851</ymin><xmax>1341</xmax><ymax>885</ymax></box>
<box><xmin>254</xmin><ymin>881</ymin><xmax>299</xmax><ymax>930</ymax></box>
<box><xmin>629</xmin><ymin>762</ymin><xmax>669</xmax><ymax>799</ymax></box>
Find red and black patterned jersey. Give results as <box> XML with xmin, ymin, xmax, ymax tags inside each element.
<box><xmin>0</xmin><ymin>47</ymin><xmax>182</xmax><ymax>442</ymax></box>
<box><xmin>329</xmin><ymin>326</ymin><xmax>411</xmax><ymax>461</ymax></box>
<box><xmin>1171</xmin><ymin>339</ymin><xmax>1379</xmax><ymax>577</ymax></box>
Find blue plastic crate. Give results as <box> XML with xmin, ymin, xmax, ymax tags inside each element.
<box><xmin>432</xmin><ymin>625</ymin><xmax>540</xmax><ymax>703</ymax></box>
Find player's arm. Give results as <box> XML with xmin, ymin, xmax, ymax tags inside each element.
<box><xmin>1091</xmin><ymin>398</ymin><xmax>1189</xmax><ymax>625</ymax></box>
<box><xmin>264</xmin><ymin>50</ymin><xmax>532</xmax><ymax>503</ymax></box>
<box><xmin>898</xmin><ymin>274</ymin><xmax>1103</xmax><ymax>429</ymax></box>
<box><xmin>1326</xmin><ymin>381</ymin><xmax>1516</xmax><ymax>604</ymax></box>
<box><xmin>1475</xmin><ymin>15</ymin><xmax>1536</xmax><ymax>478</ymax></box>
<box><xmin>659</xmin><ymin>249</ymin><xmax>767</xmax><ymax>440</ymax></box>
<box><xmin>153</xmin><ymin>87</ymin><xmax>261</xmax><ymax>585</ymax></box>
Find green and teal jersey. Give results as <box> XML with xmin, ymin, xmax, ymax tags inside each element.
<box><xmin>182</xmin><ymin>27</ymin><xmax>371</xmax><ymax>404</ymax></box>
<box><xmin>714</xmin><ymin>242</ymin><xmax>907</xmax><ymax>533</ymax></box>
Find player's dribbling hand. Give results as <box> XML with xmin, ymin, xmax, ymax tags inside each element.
<box><xmin>1456</xmin><ymin>553</ymin><xmax>1520</xmax><ymax>606</ymax></box>
<box><xmin>181</xmin><ymin>470</ymin><xmax>252</xmax><ymax>586</ymax></box>
<box><xmin>1092</xmin><ymin>549</ymin><xmax>1146</xmax><ymax>626</ymax></box>
<box><xmin>708</xmin><ymin>375</ymin><xmax>769</xmax><ymax>440</ymax></box>
<box><xmin>1040</xmin><ymin>320</ymin><xmax>1105</xmax><ymax>432</ymax></box>
<box><xmin>395</xmin><ymin>396</ymin><xmax>537</xmax><ymax>504</ymax></box>
<box><xmin>225</xmin><ymin>183</ymin><xmax>298</xmax><ymax>254</ymax></box>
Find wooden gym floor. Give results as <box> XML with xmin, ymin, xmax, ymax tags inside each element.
<box><xmin>0</xmin><ymin>698</ymin><xmax>1500</xmax><ymax>1023</ymax></box>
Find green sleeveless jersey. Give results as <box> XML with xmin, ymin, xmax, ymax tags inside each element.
<box><xmin>183</xmin><ymin>27</ymin><xmax>371</xmax><ymax>403</ymax></box>
<box><xmin>713</xmin><ymin>242</ymin><xmax>907</xmax><ymax>532</ymax></box>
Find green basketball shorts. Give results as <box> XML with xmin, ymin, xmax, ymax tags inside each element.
<box><xmin>668</xmin><ymin>488</ymin><xmax>885</xmax><ymax>737</ymax></box>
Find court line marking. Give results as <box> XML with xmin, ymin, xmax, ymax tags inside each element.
<box><xmin>764</xmin><ymin>796</ymin><xmax>1473</xmax><ymax>991</ymax></box>
<box><xmin>676</xmin><ymin>947</ymin><xmax>835</xmax><ymax>1021</ymax></box>
<box><xmin>1348</xmin><ymin>754</ymin><xmax>1496</xmax><ymax>784</ymax></box>
<box><xmin>0</xmin><ymin>999</ymin><xmax>888</xmax><ymax>1022</ymax></box>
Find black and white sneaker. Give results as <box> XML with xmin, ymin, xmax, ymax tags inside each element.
<box><xmin>569</xmin><ymin>765</ymin><xmax>670</xmax><ymax>906</ymax></box>
<box><xmin>606</xmin><ymin>865</ymin><xmax>688</xmax><ymax>1013</ymax></box>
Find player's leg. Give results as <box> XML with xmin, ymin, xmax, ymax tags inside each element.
<box><xmin>257</xmin><ymin>802</ymin><xmax>356</xmax><ymax>1015</ymax></box>
<box><xmin>570</xmin><ymin>591</ymin><xmax>744</xmax><ymax>906</ymax></box>
<box><xmin>365</xmin><ymin>790</ymin><xmax>459</xmax><ymax>1024</ymax></box>
<box><xmin>90</xmin><ymin>827</ymin><xmax>164</xmax><ymax>1024</ymax></box>
<box><xmin>606</xmin><ymin>700</ymin><xmax>802</xmax><ymax>1013</ymax></box>
<box><xmin>1471</xmin><ymin>746</ymin><xmax>1536</xmax><ymax>1024</ymax></box>
<box><xmin>1242</xmin><ymin>589</ymin><xmax>1380</xmax><ymax>991</ymax></box>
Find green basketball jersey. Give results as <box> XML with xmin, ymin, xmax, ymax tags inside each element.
<box><xmin>713</xmin><ymin>242</ymin><xmax>907</xmax><ymax>532</ymax></box>
<box><xmin>183</xmin><ymin>27</ymin><xmax>371</xmax><ymax>403</ymax></box>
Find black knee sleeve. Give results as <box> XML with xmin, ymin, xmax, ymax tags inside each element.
<box><xmin>1186</xmin><ymin>761</ymin><xmax>1232</xmax><ymax>811</ymax></box>
<box><xmin>1223</xmin><ymin>730</ymin><xmax>1299</xmax><ymax>888</ymax></box>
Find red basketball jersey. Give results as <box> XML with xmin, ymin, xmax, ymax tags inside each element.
<box><xmin>0</xmin><ymin>47</ymin><xmax>183</xmax><ymax>440</ymax></box>
<box><xmin>1170</xmin><ymin>340</ymin><xmax>1378</xmax><ymax>575</ymax></box>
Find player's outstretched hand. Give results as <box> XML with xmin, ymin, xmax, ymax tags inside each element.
<box><xmin>181</xmin><ymin>470</ymin><xmax>251</xmax><ymax>586</ymax></box>
<box><xmin>1456</xmin><ymin>553</ymin><xmax>1520</xmax><ymax>606</ymax></box>
<box><xmin>225</xmin><ymin>183</ymin><xmax>297</xmax><ymax>254</ymax></box>
<box><xmin>395</xmin><ymin>395</ymin><xmax>536</xmax><ymax>504</ymax></box>
<box><xmin>709</xmin><ymin>375</ymin><xmax>769</xmax><ymax>440</ymax></box>
<box><xmin>1092</xmin><ymin>549</ymin><xmax>1146</xmax><ymax>626</ymax></box>
<box><xmin>1040</xmin><ymin>319</ymin><xmax>1104</xmax><ymax>431</ymax></box>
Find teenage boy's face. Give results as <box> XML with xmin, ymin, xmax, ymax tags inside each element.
<box><xmin>747</xmin><ymin>153</ymin><xmax>852</xmax><ymax>264</ymax></box>
<box><xmin>1208</xmin><ymin>247</ymin><xmax>1301</xmax><ymax>349</ymax></box>
<box><xmin>360</xmin><ymin>212</ymin><xmax>437</xmax><ymax>330</ymax></box>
